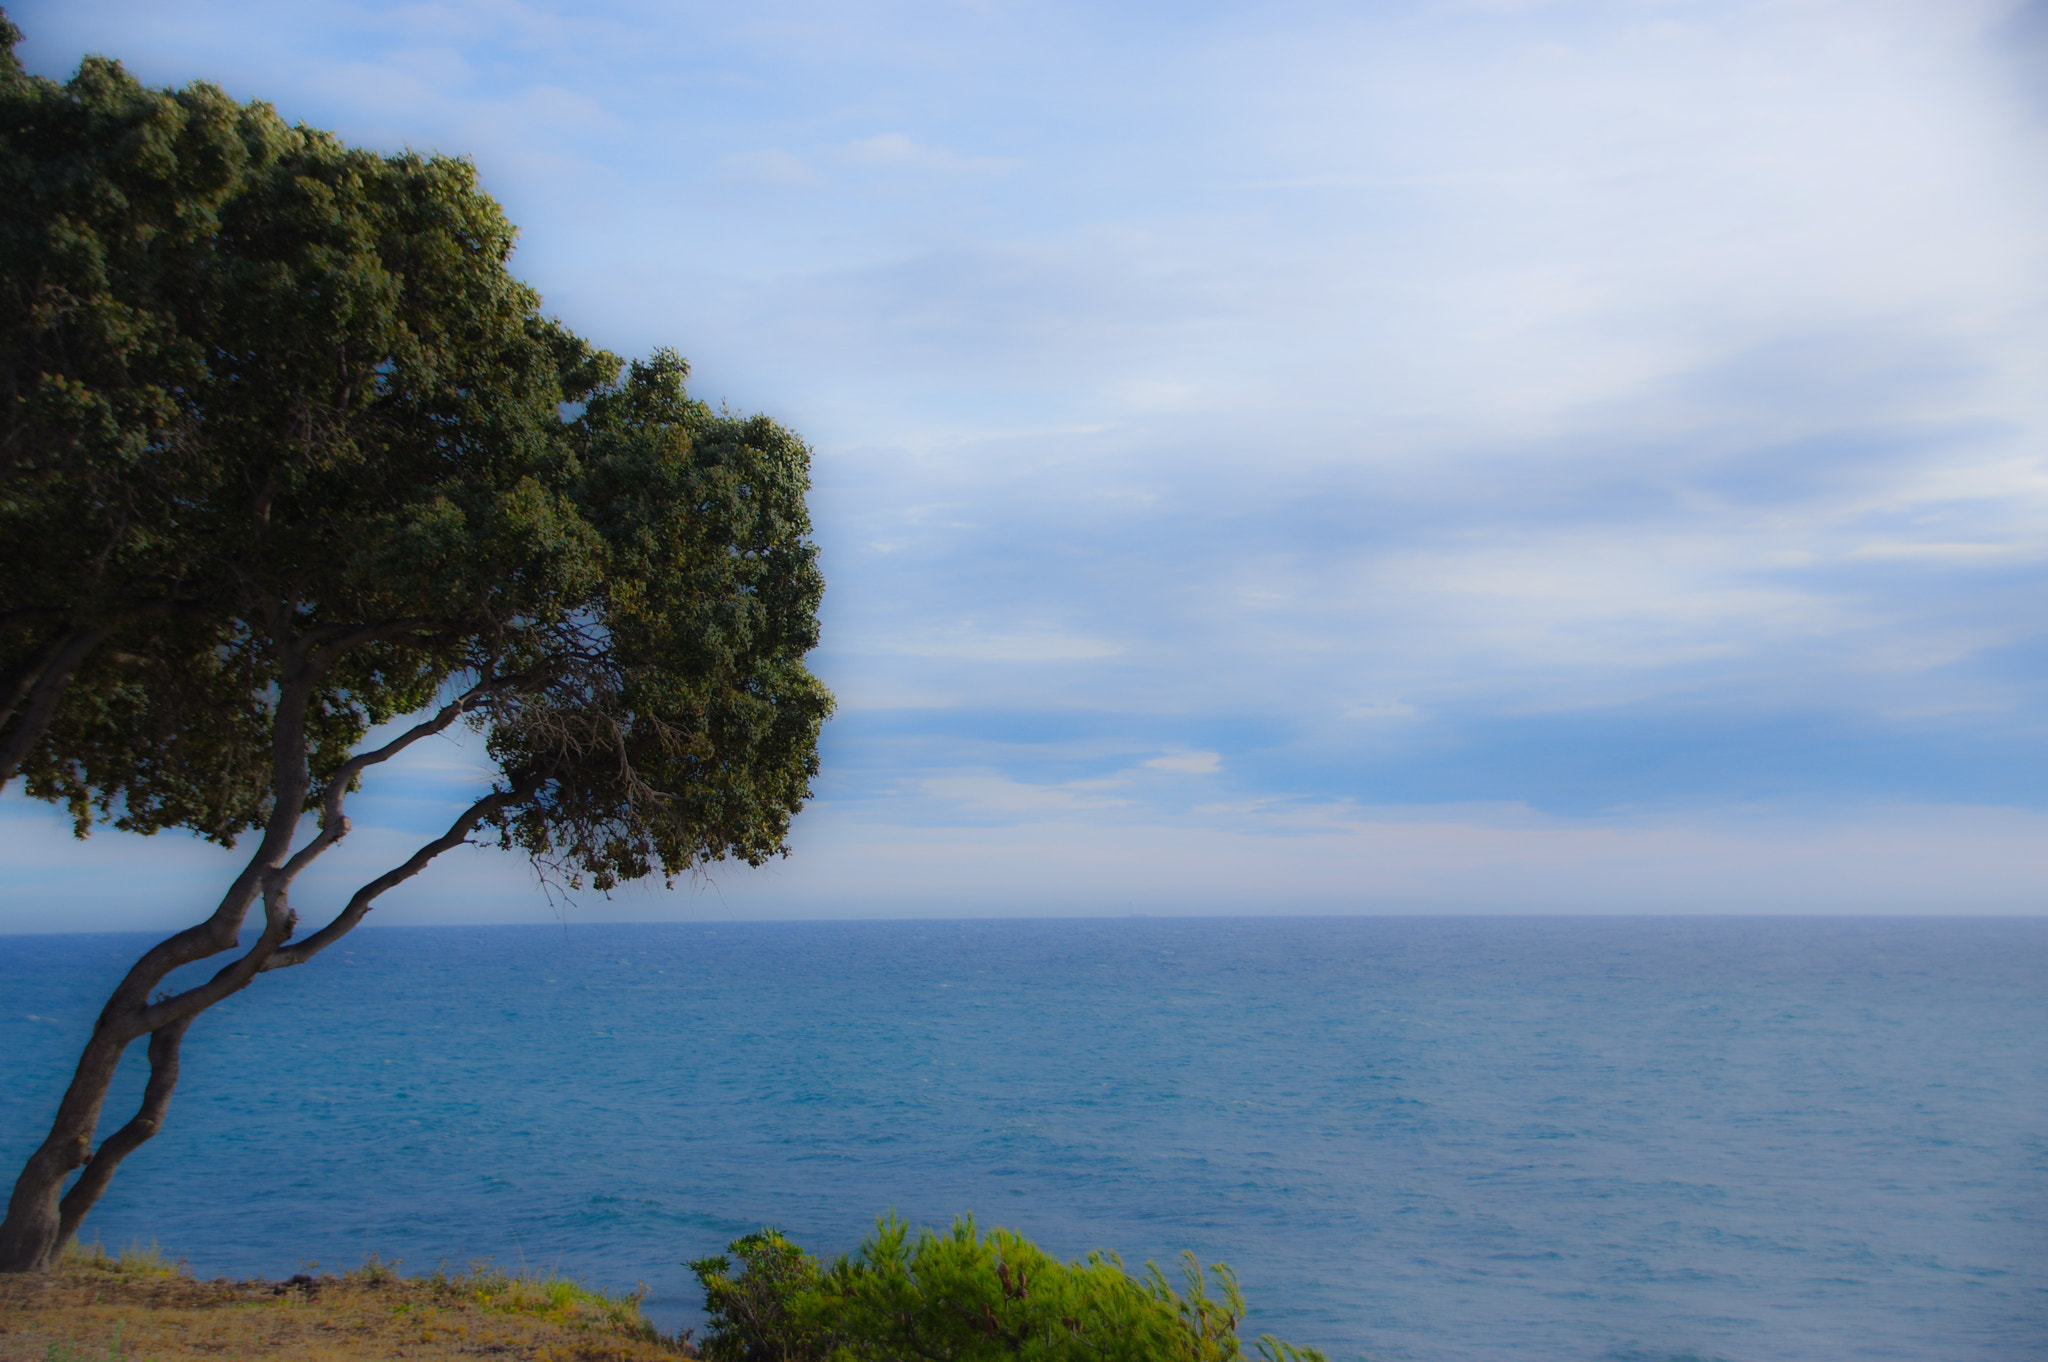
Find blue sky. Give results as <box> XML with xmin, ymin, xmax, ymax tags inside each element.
<box><xmin>6</xmin><ymin>0</ymin><xmax>2047</xmax><ymax>928</ymax></box>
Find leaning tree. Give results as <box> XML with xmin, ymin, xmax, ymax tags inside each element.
<box><xmin>0</xmin><ymin>19</ymin><xmax>831</xmax><ymax>1272</ymax></box>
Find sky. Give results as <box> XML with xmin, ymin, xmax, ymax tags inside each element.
<box><xmin>5</xmin><ymin>0</ymin><xmax>2048</xmax><ymax>929</ymax></box>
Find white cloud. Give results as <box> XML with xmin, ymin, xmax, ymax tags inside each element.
<box><xmin>719</xmin><ymin>149</ymin><xmax>821</xmax><ymax>187</ymax></box>
<box><xmin>591</xmin><ymin>798</ymin><xmax>2048</xmax><ymax>921</ymax></box>
<box><xmin>1144</xmin><ymin>751</ymin><xmax>1222</xmax><ymax>775</ymax></box>
<box><xmin>11</xmin><ymin>0</ymin><xmax>2048</xmax><ymax>920</ymax></box>
<box><xmin>1343</xmin><ymin>702</ymin><xmax>1419</xmax><ymax>722</ymax></box>
<box><xmin>867</xmin><ymin>626</ymin><xmax>1125</xmax><ymax>662</ymax></box>
<box><xmin>837</xmin><ymin>132</ymin><xmax>1009</xmax><ymax>175</ymax></box>
<box><xmin>918</xmin><ymin>775</ymin><xmax>1132</xmax><ymax>815</ymax></box>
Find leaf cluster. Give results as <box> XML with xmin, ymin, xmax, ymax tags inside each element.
<box><xmin>689</xmin><ymin>1219</ymin><xmax>1329</xmax><ymax>1362</ymax></box>
<box><xmin>0</xmin><ymin>18</ymin><xmax>829</xmax><ymax>884</ymax></box>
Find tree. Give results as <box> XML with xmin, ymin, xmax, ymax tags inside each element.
<box><xmin>0</xmin><ymin>18</ymin><xmax>832</xmax><ymax>1273</ymax></box>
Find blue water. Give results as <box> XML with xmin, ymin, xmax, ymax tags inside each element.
<box><xmin>0</xmin><ymin>917</ymin><xmax>2042</xmax><ymax>1361</ymax></box>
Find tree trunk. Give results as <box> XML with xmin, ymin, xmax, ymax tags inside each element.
<box><xmin>0</xmin><ymin>679</ymin><xmax>522</xmax><ymax>1271</ymax></box>
<box><xmin>0</xmin><ymin>652</ymin><xmax>323</xmax><ymax>1272</ymax></box>
<box><xmin>0</xmin><ymin>896</ymin><xmax>296</xmax><ymax>1273</ymax></box>
<box><xmin>0</xmin><ymin>1027</ymin><xmax>130</xmax><ymax>1271</ymax></box>
<box><xmin>0</xmin><ymin>1018</ymin><xmax>198</xmax><ymax>1269</ymax></box>
<box><xmin>57</xmin><ymin>1018</ymin><xmax>194</xmax><ymax>1247</ymax></box>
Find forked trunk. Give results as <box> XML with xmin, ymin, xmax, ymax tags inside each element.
<box><xmin>0</xmin><ymin>653</ymin><xmax>323</xmax><ymax>1271</ymax></box>
<box><xmin>0</xmin><ymin>905</ymin><xmax>289</xmax><ymax>1270</ymax></box>
<box><xmin>0</xmin><ymin>680</ymin><xmax>521</xmax><ymax>1270</ymax></box>
<box><xmin>58</xmin><ymin>1017</ymin><xmax>194</xmax><ymax>1247</ymax></box>
<box><xmin>0</xmin><ymin>1030</ymin><xmax>131</xmax><ymax>1271</ymax></box>
<box><xmin>0</xmin><ymin>1017</ymin><xmax>193</xmax><ymax>1271</ymax></box>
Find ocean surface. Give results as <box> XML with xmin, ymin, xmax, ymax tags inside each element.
<box><xmin>0</xmin><ymin>917</ymin><xmax>2042</xmax><ymax>1361</ymax></box>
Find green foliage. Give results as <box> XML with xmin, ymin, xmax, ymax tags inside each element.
<box><xmin>0</xmin><ymin>16</ymin><xmax>829</xmax><ymax>883</ymax></box>
<box><xmin>690</xmin><ymin>1229</ymin><xmax>826</xmax><ymax>1362</ymax></box>
<box><xmin>418</xmin><ymin>1259</ymin><xmax>664</xmax><ymax>1342</ymax></box>
<box><xmin>689</xmin><ymin>1219</ymin><xmax>1328</xmax><ymax>1362</ymax></box>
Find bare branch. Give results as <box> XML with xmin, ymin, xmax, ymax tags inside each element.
<box><xmin>300</xmin><ymin>616</ymin><xmax>442</xmax><ymax>658</ymax></box>
<box><xmin>275</xmin><ymin>674</ymin><xmax>505</xmax><ymax>885</ymax></box>
<box><xmin>81</xmin><ymin>658</ymin><xmax>529</xmax><ymax>1040</ymax></box>
<box><xmin>0</xmin><ymin>624</ymin><xmax>115</xmax><ymax>791</ymax></box>
<box><xmin>265</xmin><ymin>777</ymin><xmax>539</xmax><ymax>971</ymax></box>
<box><xmin>91</xmin><ymin>658</ymin><xmax>328</xmax><ymax>1038</ymax></box>
<box><xmin>0</xmin><ymin>630</ymin><xmax>70</xmax><ymax>735</ymax></box>
<box><xmin>131</xmin><ymin>887</ymin><xmax>300</xmax><ymax>1034</ymax></box>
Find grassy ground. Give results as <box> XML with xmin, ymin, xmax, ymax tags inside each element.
<box><xmin>0</xmin><ymin>1242</ymin><xmax>696</xmax><ymax>1361</ymax></box>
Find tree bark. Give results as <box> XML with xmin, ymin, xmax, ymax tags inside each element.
<box><xmin>0</xmin><ymin>624</ymin><xmax>115</xmax><ymax>791</ymax></box>
<box><xmin>0</xmin><ymin>645</ymin><xmax>322</xmax><ymax>1273</ymax></box>
<box><xmin>0</xmin><ymin>627</ymin><xmax>71</xmax><ymax>734</ymax></box>
<box><xmin>0</xmin><ymin>669</ymin><xmax>523</xmax><ymax>1271</ymax></box>
<box><xmin>54</xmin><ymin>1017</ymin><xmax>193</xmax><ymax>1247</ymax></box>
<box><xmin>0</xmin><ymin>905</ymin><xmax>296</xmax><ymax>1272</ymax></box>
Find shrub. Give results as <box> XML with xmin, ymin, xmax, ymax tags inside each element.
<box><xmin>689</xmin><ymin>1229</ymin><xmax>826</xmax><ymax>1361</ymax></box>
<box><xmin>690</xmin><ymin>1218</ymin><xmax>1326</xmax><ymax>1362</ymax></box>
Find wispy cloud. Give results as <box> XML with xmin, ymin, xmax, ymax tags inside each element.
<box><xmin>7</xmin><ymin>0</ymin><xmax>2048</xmax><ymax>922</ymax></box>
<box><xmin>719</xmin><ymin>148</ymin><xmax>823</xmax><ymax>187</ymax></box>
<box><xmin>838</xmin><ymin>132</ymin><xmax>1009</xmax><ymax>175</ymax></box>
<box><xmin>1145</xmin><ymin>752</ymin><xmax>1222</xmax><ymax>776</ymax></box>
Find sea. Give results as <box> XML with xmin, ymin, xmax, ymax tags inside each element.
<box><xmin>0</xmin><ymin>916</ymin><xmax>2042</xmax><ymax>1361</ymax></box>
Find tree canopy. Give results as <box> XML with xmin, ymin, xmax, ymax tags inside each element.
<box><xmin>0</xmin><ymin>14</ymin><xmax>831</xmax><ymax>1272</ymax></box>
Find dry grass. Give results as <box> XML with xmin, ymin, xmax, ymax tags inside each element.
<box><xmin>0</xmin><ymin>1242</ymin><xmax>695</xmax><ymax>1361</ymax></box>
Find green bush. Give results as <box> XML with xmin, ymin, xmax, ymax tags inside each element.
<box><xmin>691</xmin><ymin>1230</ymin><xmax>825</xmax><ymax>1362</ymax></box>
<box><xmin>689</xmin><ymin>1218</ymin><xmax>1327</xmax><ymax>1362</ymax></box>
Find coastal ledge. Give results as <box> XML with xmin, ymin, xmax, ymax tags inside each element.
<box><xmin>0</xmin><ymin>1243</ymin><xmax>687</xmax><ymax>1361</ymax></box>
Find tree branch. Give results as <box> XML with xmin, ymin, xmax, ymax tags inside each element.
<box><xmin>0</xmin><ymin>630</ymin><xmax>69</xmax><ymax>735</ymax></box>
<box><xmin>275</xmin><ymin>675</ymin><xmax>504</xmax><ymax>885</ymax></box>
<box><xmin>300</xmin><ymin>616</ymin><xmax>440</xmax><ymax>658</ymax></box>
<box><xmin>0</xmin><ymin>624</ymin><xmax>115</xmax><ymax>791</ymax></box>
<box><xmin>264</xmin><ymin>777</ymin><xmax>539</xmax><ymax>972</ymax></box>
<box><xmin>84</xmin><ymin>661</ymin><xmax>531</xmax><ymax>1041</ymax></box>
<box><xmin>130</xmin><ymin>882</ymin><xmax>301</xmax><ymax>1035</ymax></box>
<box><xmin>90</xmin><ymin>654</ymin><xmax>328</xmax><ymax>1039</ymax></box>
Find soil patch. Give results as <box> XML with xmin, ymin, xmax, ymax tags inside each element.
<box><xmin>0</xmin><ymin>1246</ymin><xmax>694</xmax><ymax>1361</ymax></box>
